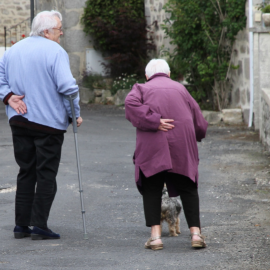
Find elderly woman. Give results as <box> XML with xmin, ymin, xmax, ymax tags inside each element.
<box><xmin>125</xmin><ymin>59</ymin><xmax>208</xmax><ymax>250</ymax></box>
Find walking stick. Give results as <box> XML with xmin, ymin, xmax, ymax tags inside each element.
<box><xmin>64</xmin><ymin>93</ymin><xmax>88</xmax><ymax>240</ymax></box>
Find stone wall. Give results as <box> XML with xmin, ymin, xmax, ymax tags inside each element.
<box><xmin>0</xmin><ymin>0</ymin><xmax>31</xmax><ymax>48</ymax></box>
<box><xmin>261</xmin><ymin>89</ymin><xmax>270</xmax><ymax>149</ymax></box>
<box><xmin>228</xmin><ymin>22</ymin><xmax>250</xmax><ymax>125</ymax></box>
<box><xmin>35</xmin><ymin>0</ymin><xmax>93</xmax><ymax>79</ymax></box>
<box><xmin>144</xmin><ymin>0</ymin><xmax>173</xmax><ymax>55</ymax></box>
<box><xmin>229</xmin><ymin>0</ymin><xmax>270</xmax><ymax>129</ymax></box>
<box><xmin>253</xmin><ymin>1</ymin><xmax>270</xmax><ymax>132</ymax></box>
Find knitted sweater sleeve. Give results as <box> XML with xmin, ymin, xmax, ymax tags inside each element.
<box><xmin>0</xmin><ymin>51</ymin><xmax>14</xmax><ymax>104</ymax></box>
<box><xmin>52</xmin><ymin>49</ymin><xmax>80</xmax><ymax>118</ymax></box>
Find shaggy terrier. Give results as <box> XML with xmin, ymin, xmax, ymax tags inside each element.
<box><xmin>161</xmin><ymin>187</ymin><xmax>182</xmax><ymax>236</ymax></box>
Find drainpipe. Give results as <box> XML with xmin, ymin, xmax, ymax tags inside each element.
<box><xmin>248</xmin><ymin>0</ymin><xmax>254</xmax><ymax>127</ymax></box>
<box><xmin>30</xmin><ymin>0</ymin><xmax>34</xmax><ymax>23</ymax></box>
<box><xmin>4</xmin><ymin>26</ymin><xmax>6</xmax><ymax>51</ymax></box>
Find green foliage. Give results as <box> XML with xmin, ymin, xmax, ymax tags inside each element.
<box><xmin>81</xmin><ymin>0</ymin><xmax>145</xmax><ymax>52</ymax></box>
<box><xmin>81</xmin><ymin>72</ymin><xmax>107</xmax><ymax>90</ymax></box>
<box><xmin>257</xmin><ymin>0</ymin><xmax>270</xmax><ymax>13</ymax></box>
<box><xmin>111</xmin><ymin>74</ymin><xmax>145</xmax><ymax>95</ymax></box>
<box><xmin>162</xmin><ymin>0</ymin><xmax>246</xmax><ymax>110</ymax></box>
<box><xmin>263</xmin><ymin>5</ymin><xmax>270</xmax><ymax>13</ymax></box>
<box><xmin>81</xmin><ymin>0</ymin><xmax>155</xmax><ymax>78</ymax></box>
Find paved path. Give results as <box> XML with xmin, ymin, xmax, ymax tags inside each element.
<box><xmin>0</xmin><ymin>103</ymin><xmax>270</xmax><ymax>270</ymax></box>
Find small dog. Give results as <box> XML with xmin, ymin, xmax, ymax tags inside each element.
<box><xmin>161</xmin><ymin>187</ymin><xmax>182</xmax><ymax>236</ymax></box>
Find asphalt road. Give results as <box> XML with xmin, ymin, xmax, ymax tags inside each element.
<box><xmin>0</xmin><ymin>102</ymin><xmax>270</xmax><ymax>270</ymax></box>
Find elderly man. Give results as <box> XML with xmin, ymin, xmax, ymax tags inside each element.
<box><xmin>125</xmin><ymin>59</ymin><xmax>208</xmax><ymax>250</ymax></box>
<box><xmin>0</xmin><ymin>10</ymin><xmax>82</xmax><ymax>240</ymax></box>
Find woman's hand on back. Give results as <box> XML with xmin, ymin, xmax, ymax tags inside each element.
<box><xmin>158</xmin><ymin>119</ymin><xmax>174</xmax><ymax>132</ymax></box>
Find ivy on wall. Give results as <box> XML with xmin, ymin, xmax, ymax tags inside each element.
<box><xmin>162</xmin><ymin>0</ymin><xmax>247</xmax><ymax>110</ymax></box>
<box><xmin>81</xmin><ymin>0</ymin><xmax>155</xmax><ymax>77</ymax></box>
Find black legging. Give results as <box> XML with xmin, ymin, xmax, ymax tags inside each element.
<box><xmin>142</xmin><ymin>171</ymin><xmax>200</xmax><ymax>228</ymax></box>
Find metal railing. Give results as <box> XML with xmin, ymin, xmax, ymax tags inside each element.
<box><xmin>4</xmin><ymin>17</ymin><xmax>31</xmax><ymax>51</ymax></box>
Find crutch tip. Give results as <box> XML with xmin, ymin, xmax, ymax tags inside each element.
<box><xmin>84</xmin><ymin>233</ymin><xmax>88</xmax><ymax>240</ymax></box>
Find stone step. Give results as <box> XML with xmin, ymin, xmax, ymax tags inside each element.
<box><xmin>202</xmin><ymin>109</ymin><xmax>244</xmax><ymax>125</ymax></box>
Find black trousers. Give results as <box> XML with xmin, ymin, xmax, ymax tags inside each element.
<box><xmin>142</xmin><ymin>171</ymin><xmax>200</xmax><ymax>228</ymax></box>
<box><xmin>11</xmin><ymin>126</ymin><xmax>64</xmax><ymax>228</ymax></box>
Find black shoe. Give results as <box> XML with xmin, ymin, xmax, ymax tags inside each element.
<box><xmin>31</xmin><ymin>226</ymin><xmax>60</xmax><ymax>240</ymax></box>
<box><xmin>13</xmin><ymin>226</ymin><xmax>32</xmax><ymax>239</ymax></box>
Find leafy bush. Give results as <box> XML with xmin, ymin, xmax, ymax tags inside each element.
<box><xmin>81</xmin><ymin>72</ymin><xmax>107</xmax><ymax>90</ymax></box>
<box><xmin>81</xmin><ymin>1</ymin><xmax>156</xmax><ymax>77</ymax></box>
<box><xmin>162</xmin><ymin>0</ymin><xmax>246</xmax><ymax>110</ymax></box>
<box><xmin>257</xmin><ymin>0</ymin><xmax>270</xmax><ymax>13</ymax></box>
<box><xmin>111</xmin><ymin>74</ymin><xmax>146</xmax><ymax>95</ymax></box>
<box><xmin>263</xmin><ymin>5</ymin><xmax>270</xmax><ymax>13</ymax></box>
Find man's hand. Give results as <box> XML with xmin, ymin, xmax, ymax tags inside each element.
<box><xmin>158</xmin><ymin>119</ymin><xmax>174</xmax><ymax>132</ymax></box>
<box><xmin>8</xmin><ymin>95</ymin><xmax>27</xmax><ymax>114</ymax></box>
<box><xmin>76</xmin><ymin>116</ymin><xmax>83</xmax><ymax>127</ymax></box>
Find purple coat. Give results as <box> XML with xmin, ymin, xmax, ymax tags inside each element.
<box><xmin>125</xmin><ymin>73</ymin><xmax>208</xmax><ymax>196</ymax></box>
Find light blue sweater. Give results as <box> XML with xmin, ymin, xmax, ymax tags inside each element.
<box><xmin>0</xmin><ymin>36</ymin><xmax>80</xmax><ymax>130</ymax></box>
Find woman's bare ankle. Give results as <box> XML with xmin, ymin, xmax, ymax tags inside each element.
<box><xmin>190</xmin><ymin>227</ymin><xmax>201</xmax><ymax>240</ymax></box>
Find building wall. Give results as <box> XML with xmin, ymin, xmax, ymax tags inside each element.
<box><xmin>228</xmin><ymin>1</ymin><xmax>250</xmax><ymax>124</ymax></box>
<box><xmin>229</xmin><ymin>0</ymin><xmax>269</xmax><ymax>129</ymax></box>
<box><xmin>144</xmin><ymin>0</ymin><xmax>173</xmax><ymax>55</ymax></box>
<box><xmin>261</xmin><ymin>89</ymin><xmax>270</xmax><ymax>148</ymax></box>
<box><xmin>252</xmin><ymin>0</ymin><xmax>270</xmax><ymax>132</ymax></box>
<box><xmin>257</xmin><ymin>31</ymin><xmax>270</xmax><ymax>137</ymax></box>
<box><xmin>0</xmin><ymin>0</ymin><xmax>31</xmax><ymax>50</ymax></box>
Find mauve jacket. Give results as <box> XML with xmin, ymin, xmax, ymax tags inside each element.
<box><xmin>125</xmin><ymin>73</ymin><xmax>208</xmax><ymax>197</ymax></box>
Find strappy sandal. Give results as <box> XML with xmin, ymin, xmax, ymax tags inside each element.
<box><xmin>144</xmin><ymin>236</ymin><xmax>163</xmax><ymax>250</ymax></box>
<box><xmin>191</xmin><ymin>232</ymin><xmax>206</xmax><ymax>248</ymax></box>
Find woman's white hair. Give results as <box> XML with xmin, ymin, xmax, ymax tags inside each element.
<box><xmin>145</xmin><ymin>59</ymin><xmax>170</xmax><ymax>78</ymax></box>
<box><xmin>30</xmin><ymin>10</ymin><xmax>62</xmax><ymax>37</ymax></box>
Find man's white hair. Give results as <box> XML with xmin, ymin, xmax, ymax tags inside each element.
<box><xmin>30</xmin><ymin>10</ymin><xmax>62</xmax><ymax>37</ymax></box>
<box><xmin>145</xmin><ymin>59</ymin><xmax>170</xmax><ymax>78</ymax></box>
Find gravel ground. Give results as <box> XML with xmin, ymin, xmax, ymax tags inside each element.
<box><xmin>0</xmin><ymin>103</ymin><xmax>269</xmax><ymax>270</ymax></box>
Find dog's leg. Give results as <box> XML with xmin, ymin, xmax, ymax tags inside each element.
<box><xmin>167</xmin><ymin>219</ymin><xmax>178</xmax><ymax>237</ymax></box>
<box><xmin>176</xmin><ymin>217</ymin><xmax>181</xmax><ymax>234</ymax></box>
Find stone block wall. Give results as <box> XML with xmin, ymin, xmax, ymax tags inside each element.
<box><xmin>261</xmin><ymin>89</ymin><xmax>270</xmax><ymax>149</ymax></box>
<box><xmin>253</xmin><ymin>1</ymin><xmax>270</xmax><ymax>132</ymax></box>
<box><xmin>228</xmin><ymin>26</ymin><xmax>250</xmax><ymax>121</ymax></box>
<box><xmin>35</xmin><ymin>0</ymin><xmax>93</xmax><ymax>79</ymax></box>
<box><xmin>0</xmin><ymin>0</ymin><xmax>31</xmax><ymax>47</ymax></box>
<box><xmin>228</xmin><ymin>0</ymin><xmax>270</xmax><ymax>131</ymax></box>
<box><xmin>144</xmin><ymin>0</ymin><xmax>173</xmax><ymax>55</ymax></box>
<box><xmin>256</xmin><ymin>32</ymin><xmax>270</xmax><ymax>134</ymax></box>
<box><xmin>223</xmin><ymin>1</ymin><xmax>251</xmax><ymax>126</ymax></box>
